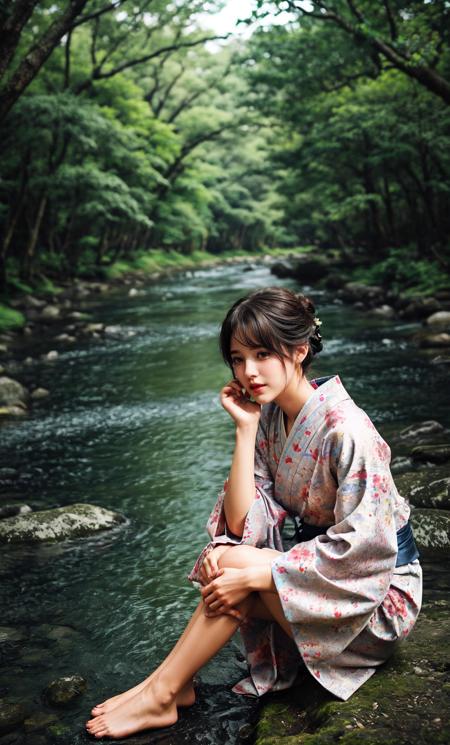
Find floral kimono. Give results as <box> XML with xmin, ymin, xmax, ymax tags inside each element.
<box><xmin>188</xmin><ymin>375</ymin><xmax>422</xmax><ymax>701</ymax></box>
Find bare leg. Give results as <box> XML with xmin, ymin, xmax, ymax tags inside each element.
<box><xmin>86</xmin><ymin>596</ymin><xmax>253</xmax><ymax>739</ymax></box>
<box><xmin>90</xmin><ymin>604</ymin><xmax>203</xmax><ymax>715</ymax></box>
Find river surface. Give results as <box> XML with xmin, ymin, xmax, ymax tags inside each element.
<box><xmin>1</xmin><ymin>263</ymin><xmax>449</xmax><ymax>744</ymax></box>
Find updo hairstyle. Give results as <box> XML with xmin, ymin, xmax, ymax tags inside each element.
<box><xmin>220</xmin><ymin>287</ymin><xmax>323</xmax><ymax>374</ymax></box>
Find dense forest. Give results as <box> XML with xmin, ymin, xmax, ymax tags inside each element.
<box><xmin>1</xmin><ymin>0</ymin><xmax>449</xmax><ymax>296</ymax></box>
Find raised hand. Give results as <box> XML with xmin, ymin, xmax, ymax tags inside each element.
<box><xmin>220</xmin><ymin>379</ymin><xmax>261</xmax><ymax>428</ymax></box>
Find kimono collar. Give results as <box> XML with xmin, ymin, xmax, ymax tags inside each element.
<box><xmin>279</xmin><ymin>374</ymin><xmax>351</xmax><ymax>444</ymax></box>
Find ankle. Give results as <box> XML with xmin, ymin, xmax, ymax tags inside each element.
<box><xmin>152</xmin><ymin>671</ymin><xmax>179</xmax><ymax>706</ymax></box>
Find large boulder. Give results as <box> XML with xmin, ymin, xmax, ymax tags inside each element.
<box><xmin>271</xmin><ymin>261</ymin><xmax>295</xmax><ymax>279</ymax></box>
<box><xmin>425</xmin><ymin>310</ymin><xmax>450</xmax><ymax>328</ymax></box>
<box><xmin>411</xmin><ymin>444</ymin><xmax>450</xmax><ymax>464</ymax></box>
<box><xmin>291</xmin><ymin>255</ymin><xmax>330</xmax><ymax>283</ymax></box>
<box><xmin>337</xmin><ymin>282</ymin><xmax>384</xmax><ymax>306</ymax></box>
<box><xmin>395</xmin><ymin>470</ymin><xmax>450</xmax><ymax>511</ymax></box>
<box><xmin>0</xmin><ymin>377</ymin><xmax>28</xmax><ymax>406</ymax></box>
<box><xmin>410</xmin><ymin>508</ymin><xmax>450</xmax><ymax>551</ymax></box>
<box><xmin>0</xmin><ymin>503</ymin><xmax>126</xmax><ymax>544</ymax></box>
<box><xmin>254</xmin><ymin>599</ymin><xmax>450</xmax><ymax>745</ymax></box>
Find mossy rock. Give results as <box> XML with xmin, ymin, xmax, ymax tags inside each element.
<box><xmin>395</xmin><ymin>470</ymin><xmax>450</xmax><ymax>510</ymax></box>
<box><xmin>410</xmin><ymin>509</ymin><xmax>450</xmax><ymax>552</ymax></box>
<box><xmin>411</xmin><ymin>444</ymin><xmax>450</xmax><ymax>465</ymax></box>
<box><xmin>0</xmin><ymin>503</ymin><xmax>126</xmax><ymax>544</ymax></box>
<box><xmin>255</xmin><ymin>600</ymin><xmax>450</xmax><ymax>745</ymax></box>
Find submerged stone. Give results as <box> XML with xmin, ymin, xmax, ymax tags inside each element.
<box><xmin>43</xmin><ymin>675</ymin><xmax>87</xmax><ymax>706</ymax></box>
<box><xmin>395</xmin><ymin>469</ymin><xmax>450</xmax><ymax>510</ymax></box>
<box><xmin>0</xmin><ymin>702</ymin><xmax>27</xmax><ymax>735</ymax></box>
<box><xmin>0</xmin><ymin>503</ymin><xmax>126</xmax><ymax>544</ymax></box>
<box><xmin>411</xmin><ymin>444</ymin><xmax>450</xmax><ymax>464</ymax></box>
<box><xmin>255</xmin><ymin>599</ymin><xmax>450</xmax><ymax>745</ymax></box>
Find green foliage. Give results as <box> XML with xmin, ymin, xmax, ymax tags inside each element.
<box><xmin>351</xmin><ymin>249</ymin><xmax>450</xmax><ymax>296</ymax></box>
<box><xmin>0</xmin><ymin>304</ymin><xmax>25</xmax><ymax>331</ymax></box>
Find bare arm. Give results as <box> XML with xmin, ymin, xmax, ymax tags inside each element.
<box><xmin>220</xmin><ymin>380</ymin><xmax>261</xmax><ymax>537</ymax></box>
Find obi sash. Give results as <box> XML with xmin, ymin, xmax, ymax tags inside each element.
<box><xmin>291</xmin><ymin>517</ymin><xmax>420</xmax><ymax>567</ymax></box>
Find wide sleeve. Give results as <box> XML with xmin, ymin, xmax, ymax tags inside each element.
<box><xmin>188</xmin><ymin>418</ymin><xmax>287</xmax><ymax>583</ymax></box>
<box><xmin>271</xmin><ymin>416</ymin><xmax>399</xmax><ymax>662</ymax></box>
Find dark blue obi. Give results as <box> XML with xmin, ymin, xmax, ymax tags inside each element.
<box><xmin>291</xmin><ymin>517</ymin><xmax>419</xmax><ymax>567</ymax></box>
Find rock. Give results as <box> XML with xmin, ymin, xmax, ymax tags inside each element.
<box><xmin>418</xmin><ymin>332</ymin><xmax>450</xmax><ymax>348</ymax></box>
<box><xmin>85</xmin><ymin>323</ymin><xmax>104</xmax><ymax>334</ymax></box>
<box><xmin>53</xmin><ymin>334</ymin><xmax>75</xmax><ymax>343</ymax></box>
<box><xmin>40</xmin><ymin>305</ymin><xmax>60</xmax><ymax>321</ymax></box>
<box><xmin>43</xmin><ymin>351</ymin><xmax>58</xmax><ymax>361</ymax></box>
<box><xmin>0</xmin><ymin>405</ymin><xmax>27</xmax><ymax>418</ymax></box>
<box><xmin>430</xmin><ymin>354</ymin><xmax>450</xmax><ymax>366</ymax></box>
<box><xmin>128</xmin><ymin>288</ymin><xmax>145</xmax><ymax>297</ymax></box>
<box><xmin>324</xmin><ymin>274</ymin><xmax>348</xmax><ymax>290</ymax></box>
<box><xmin>338</xmin><ymin>282</ymin><xmax>384</xmax><ymax>306</ymax></box>
<box><xmin>0</xmin><ymin>468</ymin><xmax>17</xmax><ymax>481</ymax></box>
<box><xmin>67</xmin><ymin>311</ymin><xmax>89</xmax><ymax>320</ymax></box>
<box><xmin>425</xmin><ymin>310</ymin><xmax>450</xmax><ymax>328</ymax></box>
<box><xmin>0</xmin><ymin>505</ymin><xmax>32</xmax><ymax>520</ymax></box>
<box><xmin>23</xmin><ymin>712</ymin><xmax>58</xmax><ymax>732</ymax></box>
<box><xmin>43</xmin><ymin>674</ymin><xmax>87</xmax><ymax>706</ymax></box>
<box><xmin>411</xmin><ymin>444</ymin><xmax>450</xmax><ymax>464</ymax></box>
<box><xmin>399</xmin><ymin>296</ymin><xmax>441</xmax><ymax>320</ymax></box>
<box><xmin>0</xmin><ymin>503</ymin><xmax>126</xmax><ymax>543</ymax></box>
<box><xmin>399</xmin><ymin>421</ymin><xmax>445</xmax><ymax>441</ymax></box>
<box><xmin>411</xmin><ymin>508</ymin><xmax>450</xmax><ymax>551</ymax></box>
<box><xmin>270</xmin><ymin>261</ymin><xmax>294</xmax><ymax>279</ymax></box>
<box><xmin>291</xmin><ymin>255</ymin><xmax>330</xmax><ymax>282</ymax></box>
<box><xmin>369</xmin><ymin>304</ymin><xmax>396</xmax><ymax>319</ymax></box>
<box><xmin>0</xmin><ymin>345</ymin><xmax>8</xmax><ymax>356</ymax></box>
<box><xmin>0</xmin><ymin>377</ymin><xmax>27</xmax><ymax>407</ymax></box>
<box><xmin>23</xmin><ymin>296</ymin><xmax>45</xmax><ymax>310</ymax></box>
<box><xmin>396</xmin><ymin>470</ymin><xmax>450</xmax><ymax>510</ymax></box>
<box><xmin>0</xmin><ymin>702</ymin><xmax>27</xmax><ymax>735</ymax></box>
<box><xmin>30</xmin><ymin>388</ymin><xmax>49</xmax><ymax>400</ymax></box>
<box><xmin>254</xmin><ymin>599</ymin><xmax>450</xmax><ymax>745</ymax></box>
<box><xmin>390</xmin><ymin>456</ymin><xmax>412</xmax><ymax>474</ymax></box>
<box><xmin>0</xmin><ymin>628</ymin><xmax>25</xmax><ymax>644</ymax></box>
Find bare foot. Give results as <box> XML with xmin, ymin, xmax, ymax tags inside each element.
<box><xmin>85</xmin><ymin>676</ymin><xmax>178</xmax><ymax>739</ymax></box>
<box><xmin>90</xmin><ymin>676</ymin><xmax>195</xmax><ymax>716</ymax></box>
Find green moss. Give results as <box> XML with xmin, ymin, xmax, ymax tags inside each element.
<box><xmin>255</xmin><ymin>600</ymin><xmax>450</xmax><ymax>745</ymax></box>
<box><xmin>0</xmin><ymin>304</ymin><xmax>25</xmax><ymax>331</ymax></box>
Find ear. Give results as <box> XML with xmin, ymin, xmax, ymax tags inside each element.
<box><xmin>295</xmin><ymin>343</ymin><xmax>309</xmax><ymax>365</ymax></box>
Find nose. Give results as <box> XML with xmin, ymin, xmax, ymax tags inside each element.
<box><xmin>244</xmin><ymin>358</ymin><xmax>258</xmax><ymax>379</ymax></box>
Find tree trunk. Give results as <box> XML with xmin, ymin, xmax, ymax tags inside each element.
<box><xmin>23</xmin><ymin>193</ymin><xmax>48</xmax><ymax>279</ymax></box>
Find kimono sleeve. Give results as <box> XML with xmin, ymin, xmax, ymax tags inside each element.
<box><xmin>188</xmin><ymin>419</ymin><xmax>287</xmax><ymax>583</ymax></box>
<box><xmin>271</xmin><ymin>416</ymin><xmax>399</xmax><ymax>662</ymax></box>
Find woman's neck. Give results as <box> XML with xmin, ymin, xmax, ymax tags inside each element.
<box><xmin>277</xmin><ymin>375</ymin><xmax>316</xmax><ymax>435</ymax></box>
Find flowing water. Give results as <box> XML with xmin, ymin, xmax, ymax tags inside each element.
<box><xmin>1</xmin><ymin>263</ymin><xmax>449</xmax><ymax>744</ymax></box>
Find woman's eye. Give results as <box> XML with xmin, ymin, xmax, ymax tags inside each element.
<box><xmin>257</xmin><ymin>351</ymin><xmax>270</xmax><ymax>359</ymax></box>
<box><xmin>231</xmin><ymin>357</ymin><xmax>242</xmax><ymax>365</ymax></box>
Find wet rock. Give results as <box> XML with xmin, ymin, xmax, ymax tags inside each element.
<box><xmin>23</xmin><ymin>296</ymin><xmax>45</xmax><ymax>310</ymax></box>
<box><xmin>43</xmin><ymin>351</ymin><xmax>58</xmax><ymax>361</ymax></box>
<box><xmin>0</xmin><ymin>503</ymin><xmax>126</xmax><ymax>544</ymax></box>
<box><xmin>399</xmin><ymin>421</ymin><xmax>445</xmax><ymax>441</ymax></box>
<box><xmin>0</xmin><ymin>505</ymin><xmax>32</xmax><ymax>520</ymax></box>
<box><xmin>396</xmin><ymin>471</ymin><xmax>450</xmax><ymax>510</ymax></box>
<box><xmin>390</xmin><ymin>456</ymin><xmax>412</xmax><ymax>474</ymax></box>
<box><xmin>43</xmin><ymin>674</ymin><xmax>87</xmax><ymax>706</ymax></box>
<box><xmin>85</xmin><ymin>323</ymin><xmax>104</xmax><ymax>334</ymax></box>
<box><xmin>30</xmin><ymin>388</ymin><xmax>49</xmax><ymax>401</ymax></box>
<box><xmin>398</xmin><ymin>296</ymin><xmax>441</xmax><ymax>320</ymax></box>
<box><xmin>0</xmin><ymin>731</ymin><xmax>25</xmax><ymax>745</ymax></box>
<box><xmin>24</xmin><ymin>712</ymin><xmax>58</xmax><ymax>732</ymax></box>
<box><xmin>0</xmin><ymin>468</ymin><xmax>17</xmax><ymax>481</ymax></box>
<box><xmin>40</xmin><ymin>305</ymin><xmax>60</xmax><ymax>321</ymax></box>
<box><xmin>411</xmin><ymin>444</ymin><xmax>450</xmax><ymax>464</ymax></box>
<box><xmin>0</xmin><ymin>628</ymin><xmax>26</xmax><ymax>644</ymax></box>
<box><xmin>0</xmin><ymin>405</ymin><xmax>27</xmax><ymax>418</ymax></box>
<box><xmin>0</xmin><ymin>345</ymin><xmax>8</xmax><ymax>356</ymax></box>
<box><xmin>431</xmin><ymin>354</ymin><xmax>450</xmax><ymax>365</ymax></box>
<box><xmin>53</xmin><ymin>334</ymin><xmax>75</xmax><ymax>343</ymax></box>
<box><xmin>0</xmin><ymin>702</ymin><xmax>27</xmax><ymax>735</ymax></box>
<box><xmin>128</xmin><ymin>288</ymin><xmax>145</xmax><ymax>297</ymax></box>
<box><xmin>369</xmin><ymin>304</ymin><xmax>396</xmax><ymax>319</ymax></box>
<box><xmin>0</xmin><ymin>378</ymin><xmax>27</xmax><ymax>407</ymax></box>
<box><xmin>255</xmin><ymin>599</ymin><xmax>450</xmax><ymax>745</ymax></box>
<box><xmin>425</xmin><ymin>310</ymin><xmax>450</xmax><ymax>328</ymax></box>
<box><xmin>411</xmin><ymin>508</ymin><xmax>450</xmax><ymax>551</ymax></box>
<box><xmin>418</xmin><ymin>332</ymin><xmax>450</xmax><ymax>348</ymax></box>
<box><xmin>271</xmin><ymin>261</ymin><xmax>295</xmax><ymax>279</ymax></box>
<box><xmin>67</xmin><ymin>311</ymin><xmax>89</xmax><ymax>320</ymax></box>
<box><xmin>291</xmin><ymin>255</ymin><xmax>329</xmax><ymax>282</ymax></box>
<box><xmin>337</xmin><ymin>282</ymin><xmax>384</xmax><ymax>307</ymax></box>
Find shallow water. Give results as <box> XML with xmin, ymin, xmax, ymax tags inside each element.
<box><xmin>1</xmin><ymin>263</ymin><xmax>449</xmax><ymax>744</ymax></box>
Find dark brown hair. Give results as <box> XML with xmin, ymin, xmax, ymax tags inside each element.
<box><xmin>220</xmin><ymin>287</ymin><xmax>323</xmax><ymax>373</ymax></box>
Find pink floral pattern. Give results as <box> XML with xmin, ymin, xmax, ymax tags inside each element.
<box><xmin>188</xmin><ymin>376</ymin><xmax>422</xmax><ymax>701</ymax></box>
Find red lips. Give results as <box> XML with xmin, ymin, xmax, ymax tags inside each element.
<box><xmin>250</xmin><ymin>384</ymin><xmax>265</xmax><ymax>393</ymax></box>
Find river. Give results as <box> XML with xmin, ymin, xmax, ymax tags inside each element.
<box><xmin>1</xmin><ymin>262</ymin><xmax>449</xmax><ymax>744</ymax></box>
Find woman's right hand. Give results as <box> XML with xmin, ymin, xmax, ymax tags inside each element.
<box><xmin>220</xmin><ymin>379</ymin><xmax>261</xmax><ymax>428</ymax></box>
<box><xmin>199</xmin><ymin>545</ymin><xmax>231</xmax><ymax>586</ymax></box>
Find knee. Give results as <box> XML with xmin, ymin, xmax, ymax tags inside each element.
<box><xmin>217</xmin><ymin>545</ymin><xmax>258</xmax><ymax>570</ymax></box>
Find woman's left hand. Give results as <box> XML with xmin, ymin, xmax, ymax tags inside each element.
<box><xmin>200</xmin><ymin>567</ymin><xmax>251</xmax><ymax>616</ymax></box>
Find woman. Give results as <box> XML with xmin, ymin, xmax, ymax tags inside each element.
<box><xmin>86</xmin><ymin>287</ymin><xmax>422</xmax><ymax>739</ymax></box>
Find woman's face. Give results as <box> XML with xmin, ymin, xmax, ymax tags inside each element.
<box><xmin>230</xmin><ymin>335</ymin><xmax>301</xmax><ymax>404</ymax></box>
